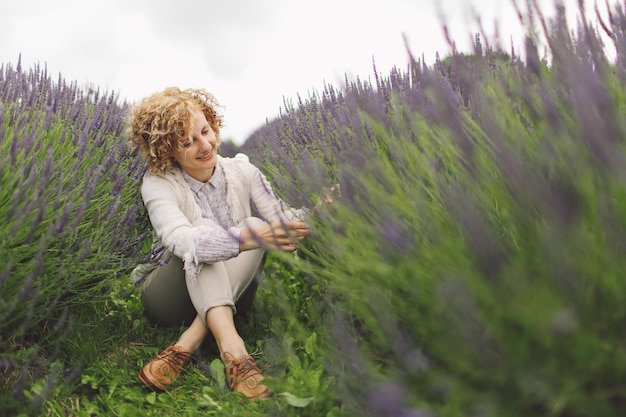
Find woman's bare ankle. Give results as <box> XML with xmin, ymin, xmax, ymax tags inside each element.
<box><xmin>219</xmin><ymin>339</ymin><xmax>248</xmax><ymax>364</ymax></box>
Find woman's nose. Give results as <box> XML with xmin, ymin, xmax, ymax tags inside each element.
<box><xmin>197</xmin><ymin>135</ymin><xmax>213</xmax><ymax>149</ymax></box>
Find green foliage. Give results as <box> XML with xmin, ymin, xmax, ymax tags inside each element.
<box><xmin>13</xmin><ymin>255</ymin><xmax>340</xmax><ymax>417</ymax></box>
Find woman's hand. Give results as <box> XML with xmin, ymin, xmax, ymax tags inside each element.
<box><xmin>239</xmin><ymin>220</ymin><xmax>310</xmax><ymax>252</ymax></box>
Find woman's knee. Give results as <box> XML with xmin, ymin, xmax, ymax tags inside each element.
<box><xmin>140</xmin><ymin>256</ymin><xmax>196</xmax><ymax>327</ymax></box>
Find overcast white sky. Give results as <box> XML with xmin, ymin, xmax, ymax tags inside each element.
<box><xmin>0</xmin><ymin>0</ymin><xmax>610</xmax><ymax>144</ymax></box>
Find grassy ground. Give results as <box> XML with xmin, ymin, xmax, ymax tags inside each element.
<box><xmin>3</xmin><ymin>253</ymin><xmax>339</xmax><ymax>417</ymax></box>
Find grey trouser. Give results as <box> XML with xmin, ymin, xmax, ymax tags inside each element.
<box><xmin>140</xmin><ymin>217</ymin><xmax>267</xmax><ymax>327</ymax></box>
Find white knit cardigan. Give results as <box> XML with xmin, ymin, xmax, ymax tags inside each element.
<box><xmin>130</xmin><ymin>153</ymin><xmax>305</xmax><ymax>284</ymax></box>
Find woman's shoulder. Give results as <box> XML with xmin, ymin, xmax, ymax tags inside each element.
<box><xmin>219</xmin><ymin>152</ymin><xmax>250</xmax><ymax>165</ymax></box>
<box><xmin>141</xmin><ymin>169</ymin><xmax>183</xmax><ymax>194</ymax></box>
<box><xmin>143</xmin><ymin>170</ymin><xmax>173</xmax><ymax>184</ymax></box>
<box><xmin>219</xmin><ymin>153</ymin><xmax>258</xmax><ymax>172</ymax></box>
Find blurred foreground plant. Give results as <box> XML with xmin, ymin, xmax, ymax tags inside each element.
<box><xmin>247</xmin><ymin>1</ymin><xmax>626</xmax><ymax>416</ymax></box>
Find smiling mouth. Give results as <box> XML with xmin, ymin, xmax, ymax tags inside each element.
<box><xmin>197</xmin><ymin>150</ymin><xmax>213</xmax><ymax>160</ymax></box>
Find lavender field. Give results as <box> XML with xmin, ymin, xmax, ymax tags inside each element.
<box><xmin>3</xmin><ymin>1</ymin><xmax>626</xmax><ymax>416</ymax></box>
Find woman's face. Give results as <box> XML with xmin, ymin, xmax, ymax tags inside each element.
<box><xmin>171</xmin><ymin>111</ymin><xmax>218</xmax><ymax>182</ymax></box>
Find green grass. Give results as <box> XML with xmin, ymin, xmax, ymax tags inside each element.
<box><xmin>2</xmin><ymin>252</ymin><xmax>340</xmax><ymax>417</ymax></box>
<box><xmin>0</xmin><ymin>252</ymin><xmax>338</xmax><ymax>416</ymax></box>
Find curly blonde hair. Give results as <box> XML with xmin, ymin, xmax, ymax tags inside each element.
<box><xmin>127</xmin><ymin>87</ymin><xmax>224</xmax><ymax>175</ymax></box>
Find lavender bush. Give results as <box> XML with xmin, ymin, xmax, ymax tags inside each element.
<box><xmin>0</xmin><ymin>59</ymin><xmax>146</xmax><ymax>410</ymax></box>
<box><xmin>245</xmin><ymin>1</ymin><xmax>626</xmax><ymax>416</ymax></box>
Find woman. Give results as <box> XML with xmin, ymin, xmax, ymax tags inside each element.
<box><xmin>127</xmin><ymin>87</ymin><xmax>310</xmax><ymax>401</ymax></box>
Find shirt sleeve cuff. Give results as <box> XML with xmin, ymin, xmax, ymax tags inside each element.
<box><xmin>194</xmin><ymin>225</ymin><xmax>241</xmax><ymax>263</ymax></box>
<box><xmin>229</xmin><ymin>227</ymin><xmax>242</xmax><ymax>246</ymax></box>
